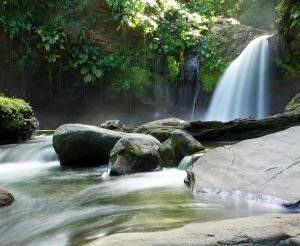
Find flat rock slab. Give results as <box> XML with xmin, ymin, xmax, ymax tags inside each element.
<box><xmin>188</xmin><ymin>126</ymin><xmax>300</xmax><ymax>204</ymax></box>
<box><xmin>86</xmin><ymin>213</ymin><xmax>300</xmax><ymax>246</ymax></box>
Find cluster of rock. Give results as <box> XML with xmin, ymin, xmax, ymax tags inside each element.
<box><xmin>53</xmin><ymin>118</ymin><xmax>204</xmax><ymax>176</ymax></box>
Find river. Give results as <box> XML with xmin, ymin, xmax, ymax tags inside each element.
<box><xmin>0</xmin><ymin>135</ymin><xmax>287</xmax><ymax>246</ymax></box>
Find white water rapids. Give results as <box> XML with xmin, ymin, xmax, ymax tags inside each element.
<box><xmin>206</xmin><ymin>35</ymin><xmax>270</xmax><ymax>122</ymax></box>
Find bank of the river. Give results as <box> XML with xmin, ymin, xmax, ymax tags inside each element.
<box><xmin>86</xmin><ymin>213</ymin><xmax>300</xmax><ymax>246</ymax></box>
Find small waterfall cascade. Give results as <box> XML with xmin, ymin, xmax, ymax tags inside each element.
<box><xmin>191</xmin><ymin>84</ymin><xmax>201</xmax><ymax>121</ymax></box>
<box><xmin>0</xmin><ymin>135</ymin><xmax>57</xmax><ymax>163</ymax></box>
<box><xmin>205</xmin><ymin>35</ymin><xmax>270</xmax><ymax>122</ymax></box>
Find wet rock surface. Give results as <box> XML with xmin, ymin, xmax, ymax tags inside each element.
<box><xmin>188</xmin><ymin>113</ymin><xmax>300</xmax><ymax>141</ymax></box>
<box><xmin>187</xmin><ymin>126</ymin><xmax>300</xmax><ymax>205</ymax></box>
<box><xmin>109</xmin><ymin>137</ymin><xmax>161</xmax><ymax>176</ymax></box>
<box><xmin>159</xmin><ymin>129</ymin><xmax>204</xmax><ymax>168</ymax></box>
<box><xmin>0</xmin><ymin>188</ymin><xmax>15</xmax><ymax>207</ymax></box>
<box><xmin>86</xmin><ymin>213</ymin><xmax>300</xmax><ymax>246</ymax></box>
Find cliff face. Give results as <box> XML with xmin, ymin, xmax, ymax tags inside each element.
<box><xmin>79</xmin><ymin>0</ymin><xmax>123</xmax><ymax>54</ymax></box>
<box><xmin>211</xmin><ymin>17</ymin><xmax>267</xmax><ymax>60</ymax></box>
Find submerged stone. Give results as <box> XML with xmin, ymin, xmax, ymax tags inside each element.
<box><xmin>0</xmin><ymin>188</ymin><xmax>15</xmax><ymax>207</ymax></box>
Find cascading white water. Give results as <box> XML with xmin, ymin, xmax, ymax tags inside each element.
<box><xmin>191</xmin><ymin>84</ymin><xmax>201</xmax><ymax>121</ymax></box>
<box><xmin>205</xmin><ymin>35</ymin><xmax>270</xmax><ymax>122</ymax></box>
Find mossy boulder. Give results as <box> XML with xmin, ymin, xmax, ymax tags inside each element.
<box><xmin>158</xmin><ymin>129</ymin><xmax>205</xmax><ymax>168</ymax></box>
<box><xmin>0</xmin><ymin>96</ymin><xmax>38</xmax><ymax>145</ymax></box>
<box><xmin>109</xmin><ymin>137</ymin><xmax>161</xmax><ymax>176</ymax></box>
<box><xmin>0</xmin><ymin>188</ymin><xmax>15</xmax><ymax>207</ymax></box>
<box><xmin>53</xmin><ymin>124</ymin><xmax>160</xmax><ymax>167</ymax></box>
<box><xmin>285</xmin><ymin>93</ymin><xmax>300</xmax><ymax>114</ymax></box>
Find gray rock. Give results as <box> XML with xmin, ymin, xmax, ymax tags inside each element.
<box><xmin>134</xmin><ymin>118</ymin><xmax>191</xmax><ymax>142</ymax></box>
<box><xmin>138</xmin><ymin>118</ymin><xmax>191</xmax><ymax>129</ymax></box>
<box><xmin>109</xmin><ymin>137</ymin><xmax>161</xmax><ymax>176</ymax></box>
<box><xmin>53</xmin><ymin>124</ymin><xmax>160</xmax><ymax>167</ymax></box>
<box><xmin>158</xmin><ymin>129</ymin><xmax>204</xmax><ymax>168</ymax></box>
<box><xmin>285</xmin><ymin>93</ymin><xmax>300</xmax><ymax>114</ymax></box>
<box><xmin>187</xmin><ymin>126</ymin><xmax>300</xmax><ymax>205</ymax></box>
<box><xmin>188</xmin><ymin>113</ymin><xmax>300</xmax><ymax>141</ymax></box>
<box><xmin>86</xmin><ymin>213</ymin><xmax>300</xmax><ymax>246</ymax></box>
<box><xmin>100</xmin><ymin>120</ymin><xmax>125</xmax><ymax>131</ymax></box>
<box><xmin>0</xmin><ymin>188</ymin><xmax>15</xmax><ymax>207</ymax></box>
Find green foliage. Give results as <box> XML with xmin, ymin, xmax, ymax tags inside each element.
<box><xmin>150</xmin><ymin>8</ymin><xmax>209</xmax><ymax>54</ymax></box>
<box><xmin>36</xmin><ymin>24</ymin><xmax>66</xmax><ymax>64</ymax></box>
<box><xmin>183</xmin><ymin>0</ymin><xmax>245</xmax><ymax>18</ymax></box>
<box><xmin>275</xmin><ymin>58</ymin><xmax>298</xmax><ymax>80</ymax></box>
<box><xmin>276</xmin><ymin>0</ymin><xmax>300</xmax><ymax>73</ymax></box>
<box><xmin>200</xmin><ymin>36</ymin><xmax>228</xmax><ymax>92</ymax></box>
<box><xmin>113</xmin><ymin>66</ymin><xmax>151</xmax><ymax>96</ymax></box>
<box><xmin>240</xmin><ymin>0</ymin><xmax>279</xmax><ymax>30</ymax></box>
<box><xmin>0</xmin><ymin>96</ymin><xmax>33</xmax><ymax>130</ymax></box>
<box><xmin>68</xmin><ymin>45</ymin><xmax>111</xmax><ymax>84</ymax></box>
<box><xmin>277</xmin><ymin>0</ymin><xmax>300</xmax><ymax>31</ymax></box>
<box><xmin>166</xmin><ymin>56</ymin><xmax>179</xmax><ymax>82</ymax></box>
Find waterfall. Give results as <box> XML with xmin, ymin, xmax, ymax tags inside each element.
<box><xmin>205</xmin><ymin>35</ymin><xmax>270</xmax><ymax>122</ymax></box>
<box><xmin>191</xmin><ymin>84</ymin><xmax>201</xmax><ymax>121</ymax></box>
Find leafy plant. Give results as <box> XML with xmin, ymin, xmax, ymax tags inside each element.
<box><xmin>113</xmin><ymin>66</ymin><xmax>151</xmax><ymax>96</ymax></box>
<box><xmin>166</xmin><ymin>56</ymin><xmax>179</xmax><ymax>82</ymax></box>
<box><xmin>200</xmin><ymin>36</ymin><xmax>228</xmax><ymax>92</ymax></box>
<box><xmin>68</xmin><ymin>45</ymin><xmax>109</xmax><ymax>84</ymax></box>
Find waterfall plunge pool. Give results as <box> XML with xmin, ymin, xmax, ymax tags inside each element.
<box><xmin>0</xmin><ymin>136</ymin><xmax>288</xmax><ymax>246</ymax></box>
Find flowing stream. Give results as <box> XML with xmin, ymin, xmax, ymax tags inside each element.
<box><xmin>0</xmin><ymin>135</ymin><xmax>287</xmax><ymax>246</ymax></box>
<box><xmin>206</xmin><ymin>35</ymin><xmax>270</xmax><ymax>122</ymax></box>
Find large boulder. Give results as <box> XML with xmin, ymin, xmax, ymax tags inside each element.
<box><xmin>186</xmin><ymin>126</ymin><xmax>300</xmax><ymax>207</ymax></box>
<box><xmin>109</xmin><ymin>137</ymin><xmax>161</xmax><ymax>176</ymax></box>
<box><xmin>134</xmin><ymin>118</ymin><xmax>191</xmax><ymax>142</ymax></box>
<box><xmin>285</xmin><ymin>93</ymin><xmax>300</xmax><ymax>114</ymax></box>
<box><xmin>0</xmin><ymin>96</ymin><xmax>38</xmax><ymax>145</ymax></box>
<box><xmin>53</xmin><ymin>124</ymin><xmax>160</xmax><ymax>167</ymax></box>
<box><xmin>0</xmin><ymin>188</ymin><xmax>15</xmax><ymax>207</ymax></box>
<box><xmin>158</xmin><ymin>129</ymin><xmax>204</xmax><ymax>168</ymax></box>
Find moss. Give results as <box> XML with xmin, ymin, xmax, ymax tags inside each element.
<box><xmin>0</xmin><ymin>96</ymin><xmax>34</xmax><ymax>131</ymax></box>
<box><xmin>285</xmin><ymin>94</ymin><xmax>300</xmax><ymax>113</ymax></box>
<box><xmin>275</xmin><ymin>57</ymin><xmax>299</xmax><ymax>80</ymax></box>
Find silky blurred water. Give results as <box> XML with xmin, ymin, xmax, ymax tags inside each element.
<box><xmin>0</xmin><ymin>136</ymin><xmax>287</xmax><ymax>246</ymax></box>
<box><xmin>206</xmin><ymin>35</ymin><xmax>270</xmax><ymax>122</ymax></box>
